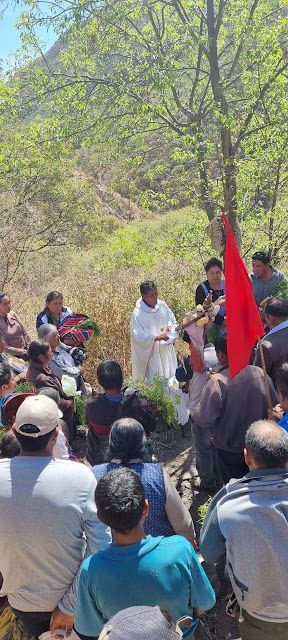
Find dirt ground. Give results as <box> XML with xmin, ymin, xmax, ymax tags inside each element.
<box><xmin>150</xmin><ymin>423</ymin><xmax>240</xmax><ymax>640</ymax></box>
<box><xmin>75</xmin><ymin>421</ymin><xmax>241</xmax><ymax>640</ymax></box>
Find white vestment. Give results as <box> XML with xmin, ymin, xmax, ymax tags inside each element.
<box><xmin>131</xmin><ymin>298</ymin><xmax>177</xmax><ymax>382</ymax></box>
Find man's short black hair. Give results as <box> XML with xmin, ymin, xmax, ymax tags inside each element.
<box><xmin>140</xmin><ymin>280</ymin><xmax>156</xmax><ymax>295</ymax></box>
<box><xmin>15</xmin><ymin>425</ymin><xmax>56</xmax><ymax>452</ymax></box>
<box><xmin>214</xmin><ymin>332</ymin><xmax>227</xmax><ymax>356</ymax></box>
<box><xmin>245</xmin><ymin>421</ymin><xmax>288</xmax><ymax>468</ymax></box>
<box><xmin>205</xmin><ymin>258</ymin><xmax>223</xmax><ymax>272</ymax></box>
<box><xmin>0</xmin><ymin>431</ymin><xmax>21</xmax><ymax>458</ymax></box>
<box><xmin>264</xmin><ymin>297</ymin><xmax>288</xmax><ymax>318</ymax></box>
<box><xmin>0</xmin><ymin>363</ymin><xmax>12</xmax><ymax>388</ymax></box>
<box><xmin>95</xmin><ymin>467</ymin><xmax>145</xmax><ymax>534</ymax></box>
<box><xmin>28</xmin><ymin>340</ymin><xmax>50</xmax><ymax>364</ymax></box>
<box><xmin>252</xmin><ymin>250</ymin><xmax>270</xmax><ymax>264</ymax></box>
<box><xmin>276</xmin><ymin>364</ymin><xmax>288</xmax><ymax>399</ymax></box>
<box><xmin>97</xmin><ymin>360</ymin><xmax>123</xmax><ymax>390</ymax></box>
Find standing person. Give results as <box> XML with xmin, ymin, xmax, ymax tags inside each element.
<box><xmin>268</xmin><ymin>363</ymin><xmax>288</xmax><ymax>432</ymax></box>
<box><xmin>130</xmin><ymin>280</ymin><xmax>177</xmax><ymax>382</ymax></box>
<box><xmin>254</xmin><ymin>297</ymin><xmax>288</xmax><ymax>386</ymax></box>
<box><xmin>86</xmin><ymin>360</ymin><xmax>156</xmax><ymax>465</ymax></box>
<box><xmin>36</xmin><ymin>291</ymin><xmax>72</xmax><ymax>329</ymax></box>
<box><xmin>74</xmin><ymin>467</ymin><xmax>215</xmax><ymax>640</ymax></box>
<box><xmin>195</xmin><ymin>258</ymin><xmax>226</xmax><ymax>328</ymax></box>
<box><xmin>200</xmin><ymin>420</ymin><xmax>288</xmax><ymax>640</ymax></box>
<box><xmin>188</xmin><ymin>343</ymin><xmax>222</xmax><ymax>491</ymax></box>
<box><xmin>250</xmin><ymin>251</ymin><xmax>286</xmax><ymax>307</ymax></box>
<box><xmin>193</xmin><ymin>333</ymin><xmax>277</xmax><ymax>482</ymax></box>
<box><xmin>0</xmin><ymin>293</ymin><xmax>31</xmax><ymax>358</ymax></box>
<box><xmin>92</xmin><ymin>417</ymin><xmax>196</xmax><ymax>547</ymax></box>
<box><xmin>0</xmin><ymin>395</ymin><xmax>110</xmax><ymax>639</ymax></box>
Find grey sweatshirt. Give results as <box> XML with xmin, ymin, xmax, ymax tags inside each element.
<box><xmin>200</xmin><ymin>468</ymin><xmax>288</xmax><ymax>622</ymax></box>
<box><xmin>0</xmin><ymin>457</ymin><xmax>110</xmax><ymax>614</ymax></box>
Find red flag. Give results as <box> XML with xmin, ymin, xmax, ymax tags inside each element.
<box><xmin>222</xmin><ymin>213</ymin><xmax>264</xmax><ymax>378</ymax></box>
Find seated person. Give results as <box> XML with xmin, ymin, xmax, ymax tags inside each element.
<box><xmin>93</xmin><ymin>418</ymin><xmax>196</xmax><ymax>547</ymax></box>
<box><xmin>36</xmin><ymin>291</ymin><xmax>72</xmax><ymax>329</ymax></box>
<box><xmin>0</xmin><ymin>364</ymin><xmax>16</xmax><ymax>424</ymax></box>
<box><xmin>26</xmin><ymin>340</ymin><xmax>74</xmax><ymax>441</ymax></box>
<box><xmin>36</xmin><ymin>387</ymin><xmax>70</xmax><ymax>458</ymax></box>
<box><xmin>58</xmin><ymin>312</ymin><xmax>98</xmax><ymax>366</ymax></box>
<box><xmin>74</xmin><ymin>467</ymin><xmax>216</xmax><ymax>640</ymax></box>
<box><xmin>0</xmin><ymin>293</ymin><xmax>31</xmax><ymax>358</ymax></box>
<box><xmin>268</xmin><ymin>363</ymin><xmax>288</xmax><ymax>431</ymax></box>
<box><xmin>0</xmin><ymin>332</ymin><xmax>27</xmax><ymax>382</ymax></box>
<box><xmin>37</xmin><ymin>324</ymin><xmax>82</xmax><ymax>383</ymax></box>
<box><xmin>0</xmin><ymin>431</ymin><xmax>21</xmax><ymax>458</ymax></box>
<box><xmin>86</xmin><ymin>360</ymin><xmax>156</xmax><ymax>465</ymax></box>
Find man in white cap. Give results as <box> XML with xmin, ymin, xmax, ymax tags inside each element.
<box><xmin>0</xmin><ymin>395</ymin><xmax>110</xmax><ymax>639</ymax></box>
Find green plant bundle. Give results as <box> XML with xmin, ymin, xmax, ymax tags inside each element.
<box><xmin>74</xmin><ymin>395</ymin><xmax>88</xmax><ymax>425</ymax></box>
<box><xmin>272</xmin><ymin>279</ymin><xmax>288</xmax><ymax>301</ymax></box>
<box><xmin>0</xmin><ymin>426</ymin><xmax>7</xmax><ymax>440</ymax></box>
<box><xmin>198</xmin><ymin>497</ymin><xmax>212</xmax><ymax>525</ymax></box>
<box><xmin>15</xmin><ymin>382</ymin><xmax>36</xmax><ymax>393</ymax></box>
<box><xmin>206</xmin><ymin>323</ymin><xmax>219</xmax><ymax>346</ymax></box>
<box><xmin>125</xmin><ymin>376</ymin><xmax>181</xmax><ymax>427</ymax></box>
<box><xmin>78</xmin><ymin>318</ymin><xmax>100</xmax><ymax>337</ymax></box>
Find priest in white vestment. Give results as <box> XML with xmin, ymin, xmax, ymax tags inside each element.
<box><xmin>130</xmin><ymin>280</ymin><xmax>177</xmax><ymax>382</ymax></box>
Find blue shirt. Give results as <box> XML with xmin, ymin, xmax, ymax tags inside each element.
<box><xmin>278</xmin><ymin>414</ymin><xmax>288</xmax><ymax>432</ymax></box>
<box><xmin>75</xmin><ymin>535</ymin><xmax>215</xmax><ymax>639</ymax></box>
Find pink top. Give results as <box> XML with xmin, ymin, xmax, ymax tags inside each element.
<box><xmin>0</xmin><ymin>311</ymin><xmax>31</xmax><ymax>356</ymax></box>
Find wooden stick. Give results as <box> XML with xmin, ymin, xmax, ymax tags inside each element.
<box><xmin>257</xmin><ymin>336</ymin><xmax>273</xmax><ymax>410</ymax></box>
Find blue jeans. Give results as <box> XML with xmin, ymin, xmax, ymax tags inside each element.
<box><xmin>192</xmin><ymin>423</ymin><xmax>222</xmax><ymax>487</ymax></box>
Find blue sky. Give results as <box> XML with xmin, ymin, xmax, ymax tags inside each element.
<box><xmin>0</xmin><ymin>2</ymin><xmax>55</xmax><ymax>65</ymax></box>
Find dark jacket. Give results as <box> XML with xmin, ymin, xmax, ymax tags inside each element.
<box><xmin>254</xmin><ymin>325</ymin><xmax>288</xmax><ymax>387</ymax></box>
<box><xmin>36</xmin><ymin>306</ymin><xmax>72</xmax><ymax>329</ymax></box>
<box><xmin>86</xmin><ymin>388</ymin><xmax>156</xmax><ymax>466</ymax></box>
<box><xmin>26</xmin><ymin>361</ymin><xmax>73</xmax><ymax>424</ymax></box>
<box><xmin>193</xmin><ymin>364</ymin><xmax>277</xmax><ymax>453</ymax></box>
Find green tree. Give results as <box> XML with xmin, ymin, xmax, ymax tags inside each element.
<box><xmin>14</xmin><ymin>0</ymin><xmax>288</xmax><ymax>250</ymax></box>
<box><xmin>0</xmin><ymin>112</ymin><xmax>103</xmax><ymax>287</ymax></box>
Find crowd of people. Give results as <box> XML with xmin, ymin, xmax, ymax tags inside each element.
<box><xmin>0</xmin><ymin>250</ymin><xmax>288</xmax><ymax>640</ymax></box>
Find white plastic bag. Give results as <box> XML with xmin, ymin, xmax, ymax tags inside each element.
<box><xmin>40</xmin><ymin>630</ymin><xmax>80</xmax><ymax>640</ymax></box>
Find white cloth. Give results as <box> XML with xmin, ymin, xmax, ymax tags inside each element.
<box><xmin>53</xmin><ymin>429</ymin><xmax>70</xmax><ymax>459</ymax></box>
<box><xmin>189</xmin><ymin>345</ymin><xmax>219</xmax><ymax>415</ymax></box>
<box><xmin>168</xmin><ymin>377</ymin><xmax>189</xmax><ymax>425</ymax></box>
<box><xmin>131</xmin><ymin>298</ymin><xmax>177</xmax><ymax>382</ymax></box>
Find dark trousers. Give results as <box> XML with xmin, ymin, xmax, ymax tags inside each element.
<box><xmin>11</xmin><ymin>607</ymin><xmax>52</xmax><ymax>639</ymax></box>
<box><xmin>240</xmin><ymin>609</ymin><xmax>288</xmax><ymax>640</ymax></box>
<box><xmin>216</xmin><ymin>448</ymin><xmax>249</xmax><ymax>483</ymax></box>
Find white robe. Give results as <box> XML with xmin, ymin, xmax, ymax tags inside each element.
<box><xmin>131</xmin><ymin>298</ymin><xmax>177</xmax><ymax>382</ymax></box>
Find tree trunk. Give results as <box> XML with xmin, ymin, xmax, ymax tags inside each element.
<box><xmin>206</xmin><ymin>0</ymin><xmax>240</xmax><ymax>245</ymax></box>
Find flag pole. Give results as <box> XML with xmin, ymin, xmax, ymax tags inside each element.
<box><xmin>257</xmin><ymin>337</ymin><xmax>273</xmax><ymax>410</ymax></box>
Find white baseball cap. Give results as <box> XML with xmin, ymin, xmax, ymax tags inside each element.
<box><xmin>14</xmin><ymin>395</ymin><xmax>62</xmax><ymax>438</ymax></box>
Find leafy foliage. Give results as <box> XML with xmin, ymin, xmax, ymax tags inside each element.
<box><xmin>272</xmin><ymin>279</ymin><xmax>288</xmax><ymax>301</ymax></box>
<box><xmin>7</xmin><ymin>0</ymin><xmax>287</xmax><ymax>249</ymax></box>
<box><xmin>125</xmin><ymin>376</ymin><xmax>181</xmax><ymax>427</ymax></box>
